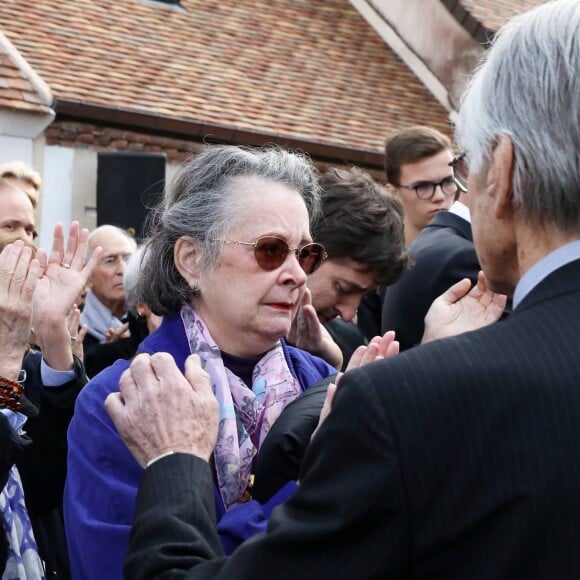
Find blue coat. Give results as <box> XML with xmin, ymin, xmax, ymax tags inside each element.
<box><xmin>64</xmin><ymin>313</ymin><xmax>334</xmax><ymax>580</ymax></box>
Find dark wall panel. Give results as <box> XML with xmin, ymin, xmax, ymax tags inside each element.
<box><xmin>97</xmin><ymin>152</ymin><xmax>165</xmax><ymax>240</ymax></box>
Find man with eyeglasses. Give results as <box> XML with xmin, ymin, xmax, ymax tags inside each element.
<box><xmin>357</xmin><ymin>126</ymin><xmax>458</xmax><ymax>341</ymax></box>
<box><xmin>380</xmin><ymin>151</ymin><xmax>485</xmax><ymax>350</ymax></box>
<box><xmin>385</xmin><ymin>126</ymin><xmax>456</xmax><ymax>247</ymax></box>
<box><xmin>80</xmin><ymin>224</ymin><xmax>137</xmax><ymax>355</ymax></box>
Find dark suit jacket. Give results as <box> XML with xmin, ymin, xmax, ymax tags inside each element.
<box><xmin>83</xmin><ymin>312</ymin><xmax>150</xmax><ymax>378</ymax></box>
<box><xmin>381</xmin><ymin>210</ymin><xmax>479</xmax><ymax>350</ymax></box>
<box><xmin>0</xmin><ymin>352</ymin><xmax>86</xmax><ymax>579</ymax></box>
<box><xmin>124</xmin><ymin>258</ymin><xmax>580</xmax><ymax>579</ymax></box>
<box><xmin>17</xmin><ymin>351</ymin><xmax>87</xmax><ymax>517</ymax></box>
<box><xmin>252</xmin><ymin>377</ymin><xmax>332</xmax><ymax>503</ymax></box>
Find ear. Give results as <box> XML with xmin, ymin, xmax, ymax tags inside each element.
<box><xmin>489</xmin><ymin>134</ymin><xmax>514</xmax><ymax>220</ymax></box>
<box><xmin>174</xmin><ymin>236</ymin><xmax>202</xmax><ymax>289</ymax></box>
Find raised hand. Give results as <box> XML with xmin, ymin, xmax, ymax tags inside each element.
<box><xmin>422</xmin><ymin>271</ymin><xmax>507</xmax><ymax>344</ymax></box>
<box><xmin>33</xmin><ymin>222</ymin><xmax>100</xmax><ymax>322</ymax></box>
<box><xmin>345</xmin><ymin>330</ymin><xmax>399</xmax><ymax>372</ymax></box>
<box><xmin>287</xmin><ymin>288</ymin><xmax>343</xmax><ymax>369</ymax></box>
<box><xmin>0</xmin><ymin>241</ymin><xmax>41</xmax><ymax>380</ymax></box>
<box><xmin>32</xmin><ymin>222</ymin><xmax>102</xmax><ymax>370</ymax></box>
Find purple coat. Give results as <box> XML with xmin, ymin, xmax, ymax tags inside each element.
<box><xmin>64</xmin><ymin>313</ymin><xmax>335</xmax><ymax>580</ymax></box>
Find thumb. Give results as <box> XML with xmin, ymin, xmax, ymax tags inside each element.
<box><xmin>438</xmin><ymin>278</ymin><xmax>472</xmax><ymax>305</ymax></box>
<box><xmin>184</xmin><ymin>354</ymin><xmax>212</xmax><ymax>394</ymax></box>
<box><xmin>104</xmin><ymin>392</ymin><xmax>125</xmax><ymax>422</ymax></box>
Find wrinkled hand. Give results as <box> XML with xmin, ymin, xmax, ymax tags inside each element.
<box><xmin>422</xmin><ymin>271</ymin><xmax>507</xmax><ymax>344</ymax></box>
<box><xmin>345</xmin><ymin>330</ymin><xmax>399</xmax><ymax>373</ymax></box>
<box><xmin>33</xmin><ymin>222</ymin><xmax>102</xmax><ymax>370</ymax></box>
<box><xmin>287</xmin><ymin>288</ymin><xmax>343</xmax><ymax>370</ymax></box>
<box><xmin>105</xmin><ymin>353</ymin><xmax>219</xmax><ymax>468</ymax></box>
<box><xmin>0</xmin><ymin>241</ymin><xmax>41</xmax><ymax>379</ymax></box>
<box><xmin>32</xmin><ymin>222</ymin><xmax>101</xmax><ymax>327</ymax></box>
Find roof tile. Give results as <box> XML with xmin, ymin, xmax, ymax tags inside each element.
<box><xmin>0</xmin><ymin>35</ymin><xmax>52</xmax><ymax>114</ymax></box>
<box><xmin>0</xmin><ymin>0</ymin><xmax>453</xmax><ymax>153</ymax></box>
<box><xmin>460</xmin><ymin>0</ymin><xmax>549</xmax><ymax>34</ymax></box>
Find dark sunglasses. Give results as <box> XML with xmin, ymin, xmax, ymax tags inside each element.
<box><xmin>214</xmin><ymin>236</ymin><xmax>327</xmax><ymax>274</ymax></box>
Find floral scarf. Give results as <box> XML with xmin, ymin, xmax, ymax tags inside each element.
<box><xmin>0</xmin><ymin>467</ymin><xmax>44</xmax><ymax>580</ymax></box>
<box><xmin>181</xmin><ymin>305</ymin><xmax>301</xmax><ymax>509</ymax></box>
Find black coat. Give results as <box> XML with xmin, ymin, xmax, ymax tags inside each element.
<box><xmin>381</xmin><ymin>211</ymin><xmax>479</xmax><ymax>350</ymax></box>
<box><xmin>252</xmin><ymin>377</ymin><xmax>332</xmax><ymax>503</ymax></box>
<box><xmin>83</xmin><ymin>312</ymin><xmax>150</xmax><ymax>378</ymax></box>
<box><xmin>125</xmin><ymin>258</ymin><xmax>580</xmax><ymax>579</ymax></box>
<box><xmin>16</xmin><ymin>351</ymin><xmax>87</xmax><ymax>516</ymax></box>
<box><xmin>1</xmin><ymin>351</ymin><xmax>86</xmax><ymax>578</ymax></box>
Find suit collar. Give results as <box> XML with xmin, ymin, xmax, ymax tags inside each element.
<box><xmin>515</xmin><ymin>257</ymin><xmax>580</xmax><ymax>313</ymax></box>
<box><xmin>426</xmin><ymin>210</ymin><xmax>473</xmax><ymax>242</ymax></box>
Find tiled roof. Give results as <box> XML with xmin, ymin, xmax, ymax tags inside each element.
<box><xmin>0</xmin><ymin>32</ymin><xmax>52</xmax><ymax>115</ymax></box>
<box><xmin>0</xmin><ymin>0</ymin><xmax>452</xmax><ymax>159</ymax></box>
<box><xmin>457</xmin><ymin>0</ymin><xmax>549</xmax><ymax>37</ymax></box>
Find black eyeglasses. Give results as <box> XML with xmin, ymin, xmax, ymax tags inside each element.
<box><xmin>449</xmin><ymin>153</ymin><xmax>468</xmax><ymax>193</ymax></box>
<box><xmin>398</xmin><ymin>175</ymin><xmax>458</xmax><ymax>200</ymax></box>
<box><xmin>214</xmin><ymin>236</ymin><xmax>328</xmax><ymax>274</ymax></box>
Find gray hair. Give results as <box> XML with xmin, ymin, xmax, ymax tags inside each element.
<box><xmin>123</xmin><ymin>245</ymin><xmax>146</xmax><ymax>315</ymax></box>
<box><xmin>138</xmin><ymin>145</ymin><xmax>321</xmax><ymax>315</ymax></box>
<box><xmin>455</xmin><ymin>0</ymin><xmax>580</xmax><ymax>232</ymax></box>
<box><xmin>88</xmin><ymin>224</ymin><xmax>138</xmax><ymax>251</ymax></box>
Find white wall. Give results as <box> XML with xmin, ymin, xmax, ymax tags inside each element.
<box><xmin>38</xmin><ymin>146</ymin><xmax>75</xmax><ymax>249</ymax></box>
<box><xmin>0</xmin><ymin>135</ymin><xmax>34</xmax><ymax>165</ymax></box>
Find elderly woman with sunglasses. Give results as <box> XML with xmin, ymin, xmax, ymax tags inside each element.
<box><xmin>64</xmin><ymin>145</ymin><xmax>387</xmax><ymax>580</ymax></box>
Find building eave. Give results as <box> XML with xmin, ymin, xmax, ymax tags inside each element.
<box><xmin>54</xmin><ymin>99</ymin><xmax>385</xmax><ymax>169</ymax></box>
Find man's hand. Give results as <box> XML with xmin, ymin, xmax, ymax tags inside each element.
<box><xmin>422</xmin><ymin>271</ymin><xmax>507</xmax><ymax>344</ymax></box>
<box><xmin>105</xmin><ymin>353</ymin><xmax>219</xmax><ymax>468</ymax></box>
<box><xmin>287</xmin><ymin>288</ymin><xmax>343</xmax><ymax>370</ymax></box>
<box><xmin>0</xmin><ymin>241</ymin><xmax>40</xmax><ymax>380</ymax></box>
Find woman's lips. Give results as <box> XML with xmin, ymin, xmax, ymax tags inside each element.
<box><xmin>266</xmin><ymin>303</ymin><xmax>293</xmax><ymax>312</ymax></box>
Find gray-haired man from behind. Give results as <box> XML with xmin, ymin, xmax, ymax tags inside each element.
<box><xmin>107</xmin><ymin>2</ymin><xmax>580</xmax><ymax>576</ymax></box>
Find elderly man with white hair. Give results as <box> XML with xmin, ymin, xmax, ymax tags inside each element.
<box><xmin>105</xmin><ymin>2</ymin><xmax>580</xmax><ymax>576</ymax></box>
<box><xmin>80</xmin><ymin>224</ymin><xmax>137</xmax><ymax>354</ymax></box>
